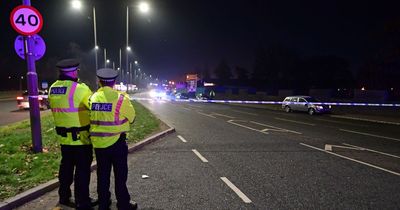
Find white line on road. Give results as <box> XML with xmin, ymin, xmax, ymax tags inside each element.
<box><xmin>339</xmin><ymin>129</ymin><xmax>400</xmax><ymax>142</ymax></box>
<box><xmin>220</xmin><ymin>177</ymin><xmax>252</xmax><ymax>203</ymax></box>
<box><xmin>188</xmin><ymin>104</ymin><xmax>203</xmax><ymax>108</ymax></box>
<box><xmin>342</xmin><ymin>143</ymin><xmax>400</xmax><ymax>159</ymax></box>
<box><xmin>231</xmin><ymin>110</ymin><xmax>258</xmax><ymax>116</ymax></box>
<box><xmin>250</xmin><ymin>121</ymin><xmax>302</xmax><ymax>134</ymax></box>
<box><xmin>212</xmin><ymin>113</ymin><xmax>235</xmax><ymax>119</ymax></box>
<box><xmin>183</xmin><ymin>107</ymin><xmax>191</xmax><ymax>111</ymax></box>
<box><xmin>177</xmin><ymin>135</ymin><xmax>187</xmax><ymax>143</ymax></box>
<box><xmin>315</xmin><ymin>118</ymin><xmax>368</xmax><ymax>127</ymax></box>
<box><xmin>274</xmin><ymin>117</ymin><xmax>316</xmax><ymax>126</ymax></box>
<box><xmin>227</xmin><ymin>120</ymin><xmax>268</xmax><ymax>134</ymax></box>
<box><xmin>192</xmin><ymin>149</ymin><xmax>209</xmax><ymax>162</ymax></box>
<box><xmin>331</xmin><ymin>115</ymin><xmax>400</xmax><ymax>126</ymax></box>
<box><xmin>324</xmin><ymin>144</ymin><xmax>363</xmax><ymax>151</ymax></box>
<box><xmin>300</xmin><ymin>143</ymin><xmax>400</xmax><ymax>176</ymax></box>
<box><xmin>197</xmin><ymin>112</ymin><xmax>216</xmax><ymax>118</ymax></box>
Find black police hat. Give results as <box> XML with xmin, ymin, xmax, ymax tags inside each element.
<box><xmin>56</xmin><ymin>59</ymin><xmax>80</xmax><ymax>72</ymax></box>
<box><xmin>96</xmin><ymin>68</ymin><xmax>119</xmax><ymax>81</ymax></box>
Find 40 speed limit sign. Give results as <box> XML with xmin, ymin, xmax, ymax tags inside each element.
<box><xmin>10</xmin><ymin>5</ymin><xmax>43</xmax><ymax>36</ymax></box>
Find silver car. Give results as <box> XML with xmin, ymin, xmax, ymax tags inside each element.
<box><xmin>282</xmin><ymin>96</ymin><xmax>331</xmax><ymax>115</ymax></box>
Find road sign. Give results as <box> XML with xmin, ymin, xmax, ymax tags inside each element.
<box><xmin>10</xmin><ymin>5</ymin><xmax>43</xmax><ymax>36</ymax></box>
<box><xmin>14</xmin><ymin>34</ymin><xmax>46</xmax><ymax>60</ymax></box>
<box><xmin>41</xmin><ymin>81</ymin><xmax>48</xmax><ymax>89</ymax></box>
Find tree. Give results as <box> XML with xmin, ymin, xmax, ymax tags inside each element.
<box><xmin>235</xmin><ymin>66</ymin><xmax>248</xmax><ymax>82</ymax></box>
<box><xmin>214</xmin><ymin>59</ymin><xmax>232</xmax><ymax>85</ymax></box>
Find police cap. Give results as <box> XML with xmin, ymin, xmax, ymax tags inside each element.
<box><xmin>96</xmin><ymin>68</ymin><xmax>119</xmax><ymax>82</ymax></box>
<box><xmin>56</xmin><ymin>59</ymin><xmax>80</xmax><ymax>72</ymax></box>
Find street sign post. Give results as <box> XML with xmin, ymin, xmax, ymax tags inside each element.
<box><xmin>14</xmin><ymin>34</ymin><xmax>46</xmax><ymax>61</ymax></box>
<box><xmin>10</xmin><ymin>2</ymin><xmax>43</xmax><ymax>153</ymax></box>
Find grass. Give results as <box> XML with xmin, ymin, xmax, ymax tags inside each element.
<box><xmin>0</xmin><ymin>101</ymin><xmax>160</xmax><ymax>201</ymax></box>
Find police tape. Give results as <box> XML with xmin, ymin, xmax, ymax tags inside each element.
<box><xmin>130</xmin><ymin>97</ymin><xmax>400</xmax><ymax>107</ymax></box>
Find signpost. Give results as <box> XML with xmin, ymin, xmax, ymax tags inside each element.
<box><xmin>14</xmin><ymin>34</ymin><xmax>46</xmax><ymax>61</ymax></box>
<box><xmin>10</xmin><ymin>1</ymin><xmax>43</xmax><ymax>153</ymax></box>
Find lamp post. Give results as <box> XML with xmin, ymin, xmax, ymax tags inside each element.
<box><xmin>126</xmin><ymin>2</ymin><xmax>150</xmax><ymax>88</ymax></box>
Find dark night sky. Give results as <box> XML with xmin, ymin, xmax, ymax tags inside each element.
<box><xmin>1</xmin><ymin>0</ymin><xmax>400</xmax><ymax>89</ymax></box>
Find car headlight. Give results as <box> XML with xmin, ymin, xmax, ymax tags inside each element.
<box><xmin>316</xmin><ymin>105</ymin><xmax>324</xmax><ymax>110</ymax></box>
<box><xmin>149</xmin><ymin>90</ymin><xmax>157</xmax><ymax>98</ymax></box>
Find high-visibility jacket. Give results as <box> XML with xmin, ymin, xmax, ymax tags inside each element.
<box><xmin>89</xmin><ymin>86</ymin><xmax>135</xmax><ymax>148</ymax></box>
<box><xmin>49</xmin><ymin>80</ymin><xmax>92</xmax><ymax>145</ymax></box>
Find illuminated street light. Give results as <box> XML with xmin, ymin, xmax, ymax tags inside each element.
<box><xmin>106</xmin><ymin>59</ymin><xmax>110</xmax><ymax>63</ymax></box>
<box><xmin>95</xmin><ymin>45</ymin><xmax>99</xmax><ymax>50</ymax></box>
<box><xmin>126</xmin><ymin>46</ymin><xmax>131</xmax><ymax>51</ymax></box>
<box><xmin>134</xmin><ymin>60</ymin><xmax>138</xmax><ymax>65</ymax></box>
<box><xmin>71</xmin><ymin>0</ymin><xmax>82</xmax><ymax>10</ymax></box>
<box><xmin>139</xmin><ymin>2</ymin><xmax>150</xmax><ymax>13</ymax></box>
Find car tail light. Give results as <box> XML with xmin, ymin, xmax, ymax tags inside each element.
<box><xmin>17</xmin><ymin>96</ymin><xmax>24</xmax><ymax>100</ymax></box>
<box><xmin>38</xmin><ymin>97</ymin><xmax>43</xmax><ymax>101</ymax></box>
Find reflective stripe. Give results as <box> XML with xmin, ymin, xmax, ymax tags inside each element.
<box><xmin>115</xmin><ymin>94</ymin><xmax>124</xmax><ymax>122</ymax></box>
<box><xmin>69</xmin><ymin>82</ymin><xmax>77</xmax><ymax>108</ymax></box>
<box><xmin>91</xmin><ymin>118</ymin><xmax>128</xmax><ymax>125</ymax></box>
<box><xmin>52</xmin><ymin>107</ymin><xmax>87</xmax><ymax>113</ymax></box>
<box><xmin>90</xmin><ymin>94</ymin><xmax>128</xmax><ymax>126</ymax></box>
<box><xmin>90</xmin><ymin>132</ymin><xmax>123</xmax><ymax>137</ymax></box>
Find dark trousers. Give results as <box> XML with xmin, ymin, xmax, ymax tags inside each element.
<box><xmin>59</xmin><ymin>145</ymin><xmax>93</xmax><ymax>209</ymax></box>
<box><xmin>95</xmin><ymin>135</ymin><xmax>131</xmax><ymax>210</ymax></box>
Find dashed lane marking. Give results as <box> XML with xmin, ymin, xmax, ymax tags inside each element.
<box><xmin>330</xmin><ymin>115</ymin><xmax>400</xmax><ymax>126</ymax></box>
<box><xmin>339</xmin><ymin>129</ymin><xmax>400</xmax><ymax>142</ymax></box>
<box><xmin>220</xmin><ymin>177</ymin><xmax>252</xmax><ymax>203</ymax></box>
<box><xmin>342</xmin><ymin>143</ymin><xmax>400</xmax><ymax>159</ymax></box>
<box><xmin>300</xmin><ymin>143</ymin><xmax>400</xmax><ymax>177</ymax></box>
<box><xmin>231</xmin><ymin>110</ymin><xmax>258</xmax><ymax>116</ymax></box>
<box><xmin>212</xmin><ymin>113</ymin><xmax>235</xmax><ymax>119</ymax></box>
<box><xmin>192</xmin><ymin>149</ymin><xmax>209</xmax><ymax>162</ymax></box>
<box><xmin>274</xmin><ymin>117</ymin><xmax>316</xmax><ymax>126</ymax></box>
<box><xmin>197</xmin><ymin>112</ymin><xmax>217</xmax><ymax>118</ymax></box>
<box><xmin>177</xmin><ymin>135</ymin><xmax>187</xmax><ymax>143</ymax></box>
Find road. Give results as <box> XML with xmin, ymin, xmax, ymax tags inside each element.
<box><xmin>124</xmin><ymin>98</ymin><xmax>400</xmax><ymax>209</ymax></box>
<box><xmin>0</xmin><ymin>99</ymin><xmax>49</xmax><ymax>126</ymax></box>
<box><xmin>17</xmin><ymin>95</ymin><xmax>400</xmax><ymax>209</ymax></box>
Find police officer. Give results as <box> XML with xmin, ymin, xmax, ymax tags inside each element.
<box><xmin>89</xmin><ymin>68</ymin><xmax>137</xmax><ymax>210</ymax></box>
<box><xmin>48</xmin><ymin>59</ymin><xmax>94</xmax><ymax>210</ymax></box>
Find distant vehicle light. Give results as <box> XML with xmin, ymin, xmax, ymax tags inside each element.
<box><xmin>38</xmin><ymin>97</ymin><xmax>43</xmax><ymax>101</ymax></box>
<box><xmin>17</xmin><ymin>96</ymin><xmax>24</xmax><ymax>100</ymax></box>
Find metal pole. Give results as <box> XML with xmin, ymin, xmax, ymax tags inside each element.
<box><xmin>126</xmin><ymin>6</ymin><xmax>129</xmax><ymax>85</ymax></box>
<box><xmin>119</xmin><ymin>48</ymin><xmax>122</xmax><ymax>83</ymax></box>
<box><xmin>113</xmin><ymin>62</ymin><xmax>115</xmax><ymax>70</ymax></box>
<box><xmin>104</xmin><ymin>48</ymin><xmax>107</xmax><ymax>68</ymax></box>
<box><xmin>22</xmin><ymin>0</ymin><xmax>42</xmax><ymax>153</ymax></box>
<box><xmin>93</xmin><ymin>7</ymin><xmax>98</xmax><ymax>70</ymax></box>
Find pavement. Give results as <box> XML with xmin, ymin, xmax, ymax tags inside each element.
<box><xmin>1</xmin><ymin>122</ymin><xmax>175</xmax><ymax>210</ymax></box>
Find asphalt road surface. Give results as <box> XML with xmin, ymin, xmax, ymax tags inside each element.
<box><xmin>0</xmin><ymin>99</ymin><xmax>49</xmax><ymax>126</ymax></box>
<box><xmin>124</xmin><ymin>97</ymin><xmax>399</xmax><ymax>209</ymax></box>
<box><xmin>16</xmin><ymin>94</ymin><xmax>400</xmax><ymax>209</ymax></box>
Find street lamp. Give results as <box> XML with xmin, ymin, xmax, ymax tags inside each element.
<box><xmin>71</xmin><ymin>0</ymin><xmax>99</xmax><ymax>74</ymax></box>
<box><xmin>71</xmin><ymin>0</ymin><xmax>82</xmax><ymax>10</ymax></box>
<box><xmin>138</xmin><ymin>2</ymin><xmax>150</xmax><ymax>13</ymax></box>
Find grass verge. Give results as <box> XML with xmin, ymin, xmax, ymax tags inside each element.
<box><xmin>0</xmin><ymin>101</ymin><xmax>160</xmax><ymax>201</ymax></box>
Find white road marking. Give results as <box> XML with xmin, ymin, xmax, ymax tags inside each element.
<box><xmin>342</xmin><ymin>143</ymin><xmax>400</xmax><ymax>159</ymax></box>
<box><xmin>274</xmin><ymin>117</ymin><xmax>315</xmax><ymax>126</ymax></box>
<box><xmin>220</xmin><ymin>177</ymin><xmax>252</xmax><ymax>203</ymax></box>
<box><xmin>250</xmin><ymin>121</ymin><xmax>302</xmax><ymax>134</ymax></box>
<box><xmin>315</xmin><ymin>118</ymin><xmax>368</xmax><ymax>127</ymax></box>
<box><xmin>340</xmin><ymin>129</ymin><xmax>400</xmax><ymax>142</ymax></box>
<box><xmin>197</xmin><ymin>112</ymin><xmax>216</xmax><ymax>118</ymax></box>
<box><xmin>330</xmin><ymin>115</ymin><xmax>400</xmax><ymax>126</ymax></box>
<box><xmin>212</xmin><ymin>113</ymin><xmax>235</xmax><ymax>119</ymax></box>
<box><xmin>183</xmin><ymin>107</ymin><xmax>191</xmax><ymax>111</ymax></box>
<box><xmin>188</xmin><ymin>104</ymin><xmax>203</xmax><ymax>108</ymax></box>
<box><xmin>227</xmin><ymin>120</ymin><xmax>268</xmax><ymax>134</ymax></box>
<box><xmin>192</xmin><ymin>149</ymin><xmax>209</xmax><ymax>162</ymax></box>
<box><xmin>231</xmin><ymin>110</ymin><xmax>258</xmax><ymax>116</ymax></box>
<box><xmin>324</xmin><ymin>144</ymin><xmax>363</xmax><ymax>151</ymax></box>
<box><xmin>46</xmin><ymin>128</ymin><xmax>54</xmax><ymax>133</ymax></box>
<box><xmin>300</xmin><ymin>143</ymin><xmax>400</xmax><ymax>176</ymax></box>
<box><xmin>177</xmin><ymin>135</ymin><xmax>187</xmax><ymax>143</ymax></box>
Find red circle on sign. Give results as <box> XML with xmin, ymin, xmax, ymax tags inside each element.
<box><xmin>10</xmin><ymin>5</ymin><xmax>43</xmax><ymax>36</ymax></box>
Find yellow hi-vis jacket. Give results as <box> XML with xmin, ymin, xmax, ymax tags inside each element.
<box><xmin>89</xmin><ymin>86</ymin><xmax>135</xmax><ymax>148</ymax></box>
<box><xmin>49</xmin><ymin>80</ymin><xmax>93</xmax><ymax>145</ymax></box>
